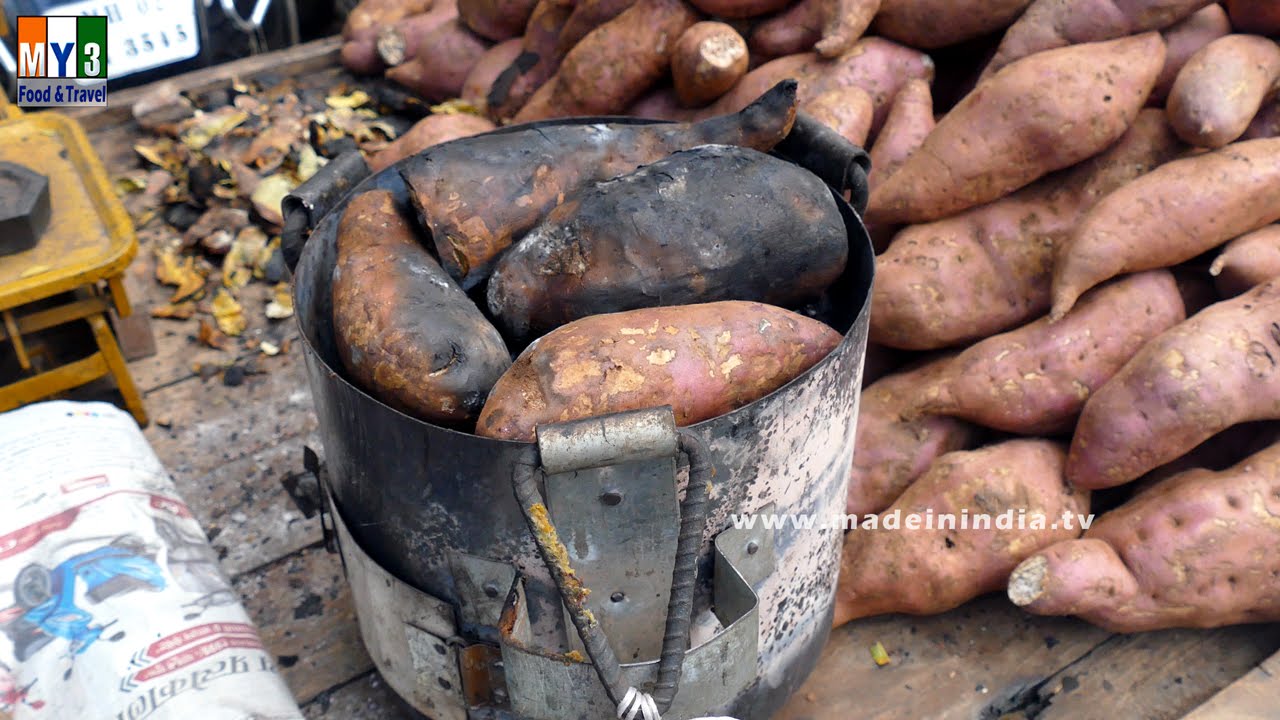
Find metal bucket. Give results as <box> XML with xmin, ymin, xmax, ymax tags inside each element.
<box><xmin>287</xmin><ymin>115</ymin><xmax>874</xmax><ymax>720</ymax></box>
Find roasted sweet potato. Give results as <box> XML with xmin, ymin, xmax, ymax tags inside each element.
<box><xmin>384</xmin><ymin>19</ymin><xmax>491</xmax><ymax>101</ymax></box>
<box><xmin>626</xmin><ymin>86</ymin><xmax>698</xmax><ymax>120</ymax></box>
<box><xmin>836</xmin><ymin>439</ymin><xmax>1088</xmax><ymax>627</ymax></box>
<box><xmin>748</xmin><ymin>0</ymin><xmax>823</xmax><ymax>59</ymax></box>
<box><xmin>514</xmin><ymin>0</ymin><xmax>700</xmax><ymax>119</ymax></box>
<box><xmin>848</xmin><ymin>356</ymin><xmax>980</xmax><ymax>516</ymax></box>
<box><xmin>868</xmin><ymin>34</ymin><xmax>1165</xmax><ymax>226</ymax></box>
<box><xmin>981</xmin><ymin>0</ymin><xmax>1211</xmax><ymax>81</ymax></box>
<box><xmin>1010</xmin><ymin>440</ymin><xmax>1280</xmax><ymax>632</ymax></box>
<box><xmin>368</xmin><ymin>113</ymin><xmax>496</xmax><ymax>172</ymax></box>
<box><xmin>871</xmin><ymin>0</ymin><xmax>1032</xmax><ymax>49</ymax></box>
<box><xmin>1051</xmin><ymin>137</ymin><xmax>1280</xmax><ymax>319</ymax></box>
<box><xmin>333</xmin><ymin>190</ymin><xmax>511</xmax><ymax>424</ymax></box>
<box><xmin>457</xmin><ymin>0</ymin><xmax>538</xmax><ymax>40</ymax></box>
<box><xmin>672</xmin><ymin>23</ymin><xmax>750</xmax><ymax>108</ymax></box>
<box><xmin>476</xmin><ymin>301</ymin><xmax>841</xmax><ymax>440</ymax></box>
<box><xmin>1226</xmin><ymin>0</ymin><xmax>1280</xmax><ymax>35</ymax></box>
<box><xmin>687</xmin><ymin>0</ymin><xmax>789</xmax><ymax>19</ymax></box>
<box><xmin>1067</xmin><ymin>278</ymin><xmax>1280</xmax><ymax>489</ymax></box>
<box><xmin>487</xmin><ymin>145</ymin><xmax>846</xmax><ymax>341</ymax></box>
<box><xmin>462</xmin><ymin>38</ymin><xmax>524</xmax><ymax>109</ymax></box>
<box><xmin>871</xmin><ymin>109</ymin><xmax>1183</xmax><ymax>350</ymax></box>
<box><xmin>341</xmin><ymin>39</ymin><xmax>384</xmax><ymax>75</ymax></box>
<box><xmin>343</xmin><ymin>0</ymin><xmax>434</xmax><ymax>43</ymax></box>
<box><xmin>804</xmin><ymin>86</ymin><xmax>873</xmax><ymax>146</ymax></box>
<box><xmin>919</xmin><ymin>271</ymin><xmax>1185</xmax><ymax>435</ymax></box>
<box><xmin>1149</xmin><ymin>4</ymin><xmax>1231</xmax><ymax>106</ymax></box>
<box><xmin>376</xmin><ymin>0</ymin><xmax>460</xmax><ymax>66</ymax></box>
<box><xmin>814</xmin><ymin>0</ymin><xmax>879</xmax><ymax>59</ymax></box>
<box><xmin>1210</xmin><ymin>225</ymin><xmax>1280</xmax><ymax>297</ymax></box>
<box><xmin>1167</xmin><ymin>34</ymin><xmax>1280</xmax><ymax>148</ymax></box>
<box><xmin>866</xmin><ymin>78</ymin><xmax>932</xmax><ymax>189</ymax></box>
<box><xmin>401</xmin><ymin>81</ymin><xmax>798</xmax><ymax>288</ymax></box>
<box><xmin>556</xmin><ymin>0</ymin><xmax>638</xmax><ymax>55</ymax></box>
<box><xmin>485</xmin><ymin>0</ymin><xmax>575</xmax><ymax>120</ymax></box>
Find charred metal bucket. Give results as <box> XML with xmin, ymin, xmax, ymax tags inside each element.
<box><xmin>286</xmin><ymin>114</ymin><xmax>874</xmax><ymax>720</ymax></box>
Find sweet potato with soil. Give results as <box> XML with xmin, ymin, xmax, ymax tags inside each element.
<box><xmin>748</xmin><ymin>0</ymin><xmax>823</xmax><ymax>59</ymax></box>
<box><xmin>1051</xmin><ymin>137</ymin><xmax>1280</xmax><ymax>319</ymax></box>
<box><xmin>836</xmin><ymin>439</ymin><xmax>1088</xmax><ymax>626</ymax></box>
<box><xmin>980</xmin><ymin>0</ymin><xmax>1211</xmax><ymax>81</ymax></box>
<box><xmin>1211</xmin><ymin>225</ymin><xmax>1280</xmax><ymax>297</ymax></box>
<box><xmin>457</xmin><ymin>0</ymin><xmax>538</xmax><ymax>40</ymax></box>
<box><xmin>867</xmin><ymin>78</ymin><xmax>933</xmax><ymax>189</ymax></box>
<box><xmin>1067</xmin><ymin>278</ymin><xmax>1280</xmax><ymax>490</ymax></box>
<box><xmin>462</xmin><ymin>38</ymin><xmax>524</xmax><ymax>109</ymax></box>
<box><xmin>487</xmin><ymin>145</ymin><xmax>846</xmax><ymax>341</ymax></box>
<box><xmin>556</xmin><ymin>0</ymin><xmax>638</xmax><ymax>55</ymax></box>
<box><xmin>626</xmin><ymin>86</ymin><xmax>697</xmax><ymax>120</ymax></box>
<box><xmin>402</xmin><ymin>81</ymin><xmax>798</xmax><ymax>288</ymax></box>
<box><xmin>1149</xmin><ymin>4</ymin><xmax>1231</xmax><ymax>106</ymax></box>
<box><xmin>343</xmin><ymin>0</ymin><xmax>434</xmax><ymax>42</ymax></box>
<box><xmin>341</xmin><ymin>39</ymin><xmax>384</xmax><ymax>75</ymax></box>
<box><xmin>385</xmin><ymin>20</ymin><xmax>491</xmax><ymax>101</ymax></box>
<box><xmin>1226</xmin><ymin>0</ymin><xmax>1280</xmax><ymax>35</ymax></box>
<box><xmin>368</xmin><ymin>114</ymin><xmax>496</xmax><ymax>172</ymax></box>
<box><xmin>871</xmin><ymin>0</ymin><xmax>1032</xmax><ymax>49</ymax></box>
<box><xmin>1167</xmin><ymin>34</ymin><xmax>1280</xmax><ymax>148</ymax></box>
<box><xmin>1010</xmin><ymin>440</ymin><xmax>1280</xmax><ymax>631</ymax></box>
<box><xmin>687</xmin><ymin>0</ymin><xmax>789</xmax><ymax>19</ymax></box>
<box><xmin>803</xmin><ymin>86</ymin><xmax>873</xmax><ymax>146</ymax></box>
<box><xmin>376</xmin><ymin>0</ymin><xmax>460</xmax><ymax>66</ymax></box>
<box><xmin>814</xmin><ymin>0</ymin><xmax>879</xmax><ymax>59</ymax></box>
<box><xmin>918</xmin><ymin>271</ymin><xmax>1185</xmax><ymax>435</ymax></box>
<box><xmin>485</xmin><ymin>0</ymin><xmax>574</xmax><ymax>120</ymax></box>
<box><xmin>672</xmin><ymin>23</ymin><xmax>750</xmax><ymax>108</ymax></box>
<box><xmin>333</xmin><ymin>189</ymin><xmax>511</xmax><ymax>424</ymax></box>
<box><xmin>476</xmin><ymin>301</ymin><xmax>841</xmax><ymax>441</ymax></box>
<box><xmin>848</xmin><ymin>355</ymin><xmax>980</xmax><ymax>516</ymax></box>
<box><xmin>871</xmin><ymin>108</ymin><xmax>1183</xmax><ymax>350</ymax></box>
<box><xmin>514</xmin><ymin>0</ymin><xmax>699</xmax><ymax>120</ymax></box>
<box><xmin>868</xmin><ymin>34</ymin><xmax>1165</xmax><ymax>226</ymax></box>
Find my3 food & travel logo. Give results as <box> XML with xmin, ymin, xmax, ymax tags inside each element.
<box><xmin>16</xmin><ymin>15</ymin><xmax>107</xmax><ymax>107</ymax></box>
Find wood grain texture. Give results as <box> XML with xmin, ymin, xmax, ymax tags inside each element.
<box><xmin>1183</xmin><ymin>648</ymin><xmax>1280</xmax><ymax>719</ymax></box>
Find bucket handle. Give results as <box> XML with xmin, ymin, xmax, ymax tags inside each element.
<box><xmin>511</xmin><ymin>407</ymin><xmax>715</xmax><ymax>720</ymax></box>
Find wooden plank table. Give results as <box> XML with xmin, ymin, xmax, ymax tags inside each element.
<box><xmin>64</xmin><ymin>38</ymin><xmax>1279</xmax><ymax>719</ymax></box>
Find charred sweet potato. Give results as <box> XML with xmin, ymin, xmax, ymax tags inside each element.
<box><xmin>1210</xmin><ymin>225</ymin><xmax>1280</xmax><ymax>297</ymax></box>
<box><xmin>368</xmin><ymin>114</ymin><xmax>496</xmax><ymax>172</ymax></box>
<box><xmin>672</xmin><ymin>22</ymin><xmax>750</xmax><ymax>108</ymax></box>
<box><xmin>1149</xmin><ymin>4</ymin><xmax>1231</xmax><ymax>106</ymax></box>
<box><xmin>836</xmin><ymin>439</ymin><xmax>1088</xmax><ymax>627</ymax></box>
<box><xmin>1010</xmin><ymin>440</ymin><xmax>1280</xmax><ymax>631</ymax></box>
<box><xmin>400</xmin><ymin>81</ymin><xmax>799</xmax><ymax>288</ymax></box>
<box><xmin>1167</xmin><ymin>34</ymin><xmax>1280</xmax><ymax>148</ymax></box>
<box><xmin>485</xmin><ymin>0</ymin><xmax>575</xmax><ymax>120</ymax></box>
<box><xmin>476</xmin><ymin>301</ymin><xmax>842</xmax><ymax>441</ymax></box>
<box><xmin>868</xmin><ymin>34</ymin><xmax>1165</xmax><ymax>226</ymax></box>
<box><xmin>871</xmin><ymin>0</ymin><xmax>1032</xmax><ymax>49</ymax></box>
<box><xmin>332</xmin><ymin>190</ymin><xmax>511</xmax><ymax>424</ymax></box>
<box><xmin>487</xmin><ymin>145</ymin><xmax>846</xmax><ymax>341</ymax></box>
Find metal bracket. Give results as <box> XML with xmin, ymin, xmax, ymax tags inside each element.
<box><xmin>450</xmin><ymin>552</ymin><xmax>519</xmax><ymax>631</ymax></box>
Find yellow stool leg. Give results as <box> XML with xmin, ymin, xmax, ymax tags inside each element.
<box><xmin>88</xmin><ymin>313</ymin><xmax>148</xmax><ymax>427</ymax></box>
<box><xmin>2</xmin><ymin>311</ymin><xmax>31</xmax><ymax>370</ymax></box>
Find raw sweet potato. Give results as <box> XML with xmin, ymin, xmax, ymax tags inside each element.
<box><xmin>1067</xmin><ymin>278</ymin><xmax>1280</xmax><ymax>490</ymax></box>
<box><xmin>457</xmin><ymin>0</ymin><xmax>538</xmax><ymax>40</ymax></box>
<box><xmin>626</xmin><ymin>86</ymin><xmax>698</xmax><ymax>120</ymax></box>
<box><xmin>556</xmin><ymin>0</ymin><xmax>638</xmax><ymax>55</ymax></box>
<box><xmin>1167</xmin><ymin>34</ymin><xmax>1280</xmax><ymax>148</ymax></box>
<box><xmin>1149</xmin><ymin>4</ymin><xmax>1231</xmax><ymax>106</ymax></box>
<box><xmin>803</xmin><ymin>86</ymin><xmax>873</xmax><ymax>146</ymax></box>
<box><xmin>918</xmin><ymin>271</ymin><xmax>1185</xmax><ymax>435</ymax></box>
<box><xmin>847</xmin><ymin>356</ymin><xmax>980</xmax><ymax>516</ymax></box>
<box><xmin>871</xmin><ymin>0</ymin><xmax>1032</xmax><ymax>49</ymax></box>
<box><xmin>871</xmin><ymin>108</ymin><xmax>1183</xmax><ymax>350</ymax></box>
<box><xmin>515</xmin><ymin>0</ymin><xmax>700</xmax><ymax>120</ymax></box>
<box><xmin>980</xmin><ymin>0</ymin><xmax>1211</xmax><ymax>81</ymax></box>
<box><xmin>401</xmin><ymin>81</ymin><xmax>798</xmax><ymax>288</ymax></box>
<box><xmin>1210</xmin><ymin>225</ymin><xmax>1280</xmax><ymax>297</ymax></box>
<box><xmin>1010</xmin><ymin>440</ymin><xmax>1280</xmax><ymax>632</ymax></box>
<box><xmin>672</xmin><ymin>23</ymin><xmax>750</xmax><ymax>108</ymax></box>
<box><xmin>866</xmin><ymin>78</ymin><xmax>932</xmax><ymax>189</ymax></box>
<box><xmin>462</xmin><ymin>38</ymin><xmax>524</xmax><ymax>109</ymax></box>
<box><xmin>343</xmin><ymin>0</ymin><xmax>434</xmax><ymax>43</ymax></box>
<box><xmin>835</xmin><ymin>439</ymin><xmax>1088</xmax><ymax>627</ymax></box>
<box><xmin>1050</xmin><ymin>137</ymin><xmax>1280</xmax><ymax>319</ymax></box>
<box><xmin>1226</xmin><ymin>0</ymin><xmax>1280</xmax><ymax>35</ymax></box>
<box><xmin>748</xmin><ymin>0</ymin><xmax>823</xmax><ymax>59</ymax></box>
<box><xmin>1244</xmin><ymin>99</ymin><xmax>1280</xmax><ymax>140</ymax></box>
<box><xmin>487</xmin><ymin>145</ymin><xmax>846</xmax><ymax>341</ymax></box>
<box><xmin>376</xmin><ymin>0</ymin><xmax>460</xmax><ymax>66</ymax></box>
<box><xmin>814</xmin><ymin>0</ymin><xmax>879</xmax><ymax>59</ymax></box>
<box><xmin>341</xmin><ymin>39</ymin><xmax>384</xmax><ymax>75</ymax></box>
<box><xmin>476</xmin><ymin>301</ymin><xmax>841</xmax><ymax>441</ymax></box>
<box><xmin>385</xmin><ymin>20</ymin><xmax>491</xmax><ymax>101</ymax></box>
<box><xmin>485</xmin><ymin>0</ymin><xmax>575</xmax><ymax>120</ymax></box>
<box><xmin>687</xmin><ymin>0</ymin><xmax>789</xmax><ymax>19</ymax></box>
<box><xmin>332</xmin><ymin>189</ymin><xmax>511</xmax><ymax>424</ymax></box>
<box><xmin>868</xmin><ymin>34</ymin><xmax>1165</xmax><ymax>226</ymax></box>
<box><xmin>368</xmin><ymin>113</ymin><xmax>496</xmax><ymax>172</ymax></box>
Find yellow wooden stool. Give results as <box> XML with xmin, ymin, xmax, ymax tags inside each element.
<box><xmin>0</xmin><ymin>95</ymin><xmax>147</xmax><ymax>425</ymax></box>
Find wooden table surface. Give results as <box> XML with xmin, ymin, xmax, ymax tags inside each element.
<box><xmin>65</xmin><ymin>37</ymin><xmax>1280</xmax><ymax>720</ymax></box>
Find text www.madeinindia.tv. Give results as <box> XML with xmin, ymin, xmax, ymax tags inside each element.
<box><xmin>730</xmin><ymin>510</ymin><xmax>1096</xmax><ymax>532</ymax></box>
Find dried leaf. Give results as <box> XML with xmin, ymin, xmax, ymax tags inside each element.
<box><xmin>253</xmin><ymin>237</ymin><xmax>281</xmax><ymax>279</ymax></box>
<box><xmin>326</xmin><ymin>90</ymin><xmax>371</xmax><ymax>109</ymax></box>
<box><xmin>223</xmin><ymin>226</ymin><xmax>269</xmax><ymax>289</ymax></box>
<box><xmin>154</xmin><ymin>246</ymin><xmax>208</xmax><ymax>302</ymax></box>
<box><xmin>430</xmin><ymin>99</ymin><xmax>483</xmax><ymax>117</ymax></box>
<box><xmin>259</xmin><ymin>340</ymin><xmax>281</xmax><ymax>356</ymax></box>
<box><xmin>115</xmin><ymin>174</ymin><xmax>147</xmax><ymax>195</ymax></box>
<box><xmin>870</xmin><ymin>642</ymin><xmax>890</xmax><ymax>667</ymax></box>
<box><xmin>212</xmin><ymin>288</ymin><xmax>247</xmax><ymax>336</ymax></box>
<box><xmin>295</xmin><ymin>145</ymin><xmax>326</xmax><ymax>183</ymax></box>
<box><xmin>250</xmin><ymin>173</ymin><xmax>296</xmax><ymax>227</ymax></box>
<box><xmin>265</xmin><ymin>282</ymin><xmax>293</xmax><ymax>320</ymax></box>
<box><xmin>134</xmin><ymin>139</ymin><xmax>180</xmax><ymax>172</ymax></box>
<box><xmin>150</xmin><ymin>301</ymin><xmax>197</xmax><ymax>320</ymax></box>
<box><xmin>196</xmin><ymin>318</ymin><xmax>229</xmax><ymax>349</ymax></box>
<box><xmin>180</xmin><ymin>107</ymin><xmax>250</xmax><ymax>151</ymax></box>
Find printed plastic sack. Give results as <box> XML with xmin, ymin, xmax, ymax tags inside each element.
<box><xmin>0</xmin><ymin>401</ymin><xmax>303</xmax><ymax>720</ymax></box>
